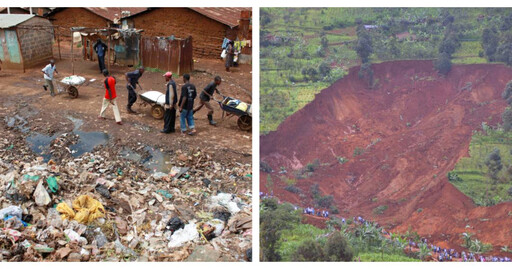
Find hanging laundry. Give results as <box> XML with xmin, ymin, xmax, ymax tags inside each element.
<box><xmin>222</xmin><ymin>38</ymin><xmax>230</xmax><ymax>49</ymax></box>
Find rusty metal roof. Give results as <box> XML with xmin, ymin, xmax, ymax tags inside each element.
<box><xmin>189</xmin><ymin>7</ymin><xmax>250</xmax><ymax>28</ymax></box>
<box><xmin>83</xmin><ymin>7</ymin><xmax>148</xmax><ymax>22</ymax></box>
<box><xmin>0</xmin><ymin>14</ymin><xmax>35</xmax><ymax>28</ymax></box>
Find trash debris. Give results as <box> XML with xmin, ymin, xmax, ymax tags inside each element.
<box><xmin>56</xmin><ymin>195</ymin><xmax>105</xmax><ymax>224</ymax></box>
<box><xmin>94</xmin><ymin>184</ymin><xmax>111</xmax><ymax>199</ymax></box>
<box><xmin>0</xmin><ymin>205</ymin><xmax>22</xmax><ymax>219</ymax></box>
<box><xmin>0</xmin><ymin>114</ymin><xmax>252</xmax><ymax>261</ymax></box>
<box><xmin>34</xmin><ymin>180</ymin><xmax>51</xmax><ymax>206</ymax></box>
<box><xmin>46</xmin><ymin>176</ymin><xmax>58</xmax><ymax>193</ymax></box>
<box><xmin>165</xmin><ymin>217</ymin><xmax>184</xmax><ymax>234</ymax></box>
<box><xmin>168</xmin><ymin>222</ymin><xmax>199</xmax><ymax>248</ymax></box>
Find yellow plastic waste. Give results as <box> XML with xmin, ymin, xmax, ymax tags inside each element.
<box><xmin>56</xmin><ymin>195</ymin><xmax>105</xmax><ymax>224</ymax></box>
<box><xmin>235</xmin><ymin>102</ymin><xmax>248</xmax><ymax>112</ymax></box>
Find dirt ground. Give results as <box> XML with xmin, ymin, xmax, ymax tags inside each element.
<box><xmin>261</xmin><ymin>60</ymin><xmax>512</xmax><ymax>257</ymax></box>
<box><xmin>0</xmin><ymin>58</ymin><xmax>252</xmax><ymax>163</ymax></box>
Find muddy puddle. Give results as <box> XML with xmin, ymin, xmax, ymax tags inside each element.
<box><xmin>22</xmin><ymin>115</ymin><xmax>109</xmax><ymax>162</ymax></box>
<box><xmin>120</xmin><ymin>146</ymin><xmax>174</xmax><ymax>173</ymax></box>
<box><xmin>9</xmin><ymin>113</ymin><xmax>171</xmax><ymax>171</ymax></box>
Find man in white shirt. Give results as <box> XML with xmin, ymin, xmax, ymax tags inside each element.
<box><xmin>42</xmin><ymin>59</ymin><xmax>58</xmax><ymax>97</ymax></box>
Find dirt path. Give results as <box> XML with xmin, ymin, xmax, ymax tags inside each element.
<box><xmin>0</xmin><ymin>58</ymin><xmax>252</xmax><ymax>163</ymax></box>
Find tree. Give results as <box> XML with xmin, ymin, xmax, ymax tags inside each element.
<box><xmin>500</xmin><ymin>12</ymin><xmax>512</xmax><ymax>31</ymax></box>
<box><xmin>316</xmin><ymin>195</ymin><xmax>334</xmax><ymax>208</ymax></box>
<box><xmin>355</xmin><ymin>28</ymin><xmax>373</xmax><ymax>64</ymax></box>
<box><xmin>358</xmin><ymin>62</ymin><xmax>374</xmax><ymax>88</ymax></box>
<box><xmin>482</xmin><ymin>27</ymin><xmax>499</xmax><ymax>61</ymax></box>
<box><xmin>435</xmin><ymin>52</ymin><xmax>452</xmax><ymax>75</ymax></box>
<box><xmin>485</xmin><ymin>148</ymin><xmax>503</xmax><ymax>183</ymax></box>
<box><xmin>502</xmin><ymin>108</ymin><xmax>512</xmax><ymax>132</ymax></box>
<box><xmin>496</xmin><ymin>33</ymin><xmax>512</xmax><ymax>66</ymax></box>
<box><xmin>324</xmin><ymin>232</ymin><xmax>354</xmax><ymax>261</ymax></box>
<box><xmin>321</xmin><ymin>36</ymin><xmax>329</xmax><ymax>50</ymax></box>
<box><xmin>502</xmin><ymin>81</ymin><xmax>512</xmax><ymax>100</ymax></box>
<box><xmin>260</xmin><ymin>199</ymin><xmax>301</xmax><ymax>261</ymax></box>
<box><xmin>389</xmin><ymin>37</ymin><xmax>400</xmax><ymax>58</ymax></box>
<box><xmin>318</xmin><ymin>62</ymin><xmax>331</xmax><ymax>79</ymax></box>
<box><xmin>291</xmin><ymin>239</ymin><xmax>325</xmax><ymax>261</ymax></box>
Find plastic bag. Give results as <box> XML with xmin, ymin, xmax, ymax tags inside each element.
<box><xmin>34</xmin><ymin>180</ymin><xmax>51</xmax><ymax>206</ymax></box>
<box><xmin>221</xmin><ymin>49</ymin><xmax>227</xmax><ymax>59</ymax></box>
<box><xmin>168</xmin><ymin>222</ymin><xmax>199</xmax><ymax>248</ymax></box>
<box><xmin>46</xmin><ymin>176</ymin><xmax>58</xmax><ymax>193</ymax></box>
<box><xmin>0</xmin><ymin>205</ymin><xmax>22</xmax><ymax>219</ymax></box>
<box><xmin>56</xmin><ymin>195</ymin><xmax>105</xmax><ymax>224</ymax></box>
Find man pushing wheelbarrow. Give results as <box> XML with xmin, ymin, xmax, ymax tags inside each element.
<box><xmin>125</xmin><ymin>66</ymin><xmax>145</xmax><ymax>113</ymax></box>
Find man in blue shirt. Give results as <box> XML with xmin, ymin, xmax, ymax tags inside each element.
<box><xmin>125</xmin><ymin>66</ymin><xmax>144</xmax><ymax>113</ymax></box>
<box><xmin>161</xmin><ymin>72</ymin><xmax>177</xmax><ymax>133</ymax></box>
<box><xmin>93</xmin><ymin>39</ymin><xmax>107</xmax><ymax>73</ymax></box>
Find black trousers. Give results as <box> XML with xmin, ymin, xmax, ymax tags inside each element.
<box><xmin>127</xmin><ymin>86</ymin><xmax>137</xmax><ymax>108</ymax></box>
<box><xmin>163</xmin><ymin>108</ymin><xmax>176</xmax><ymax>132</ymax></box>
<box><xmin>98</xmin><ymin>55</ymin><xmax>105</xmax><ymax>72</ymax></box>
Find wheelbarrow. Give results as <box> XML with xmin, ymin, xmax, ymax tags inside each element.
<box><xmin>57</xmin><ymin>75</ymin><xmax>86</xmax><ymax>98</ymax></box>
<box><xmin>139</xmin><ymin>91</ymin><xmax>166</xmax><ymax>119</ymax></box>
<box><xmin>215</xmin><ymin>95</ymin><xmax>252</xmax><ymax>131</ymax></box>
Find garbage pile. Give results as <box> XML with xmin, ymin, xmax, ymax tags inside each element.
<box><xmin>0</xmin><ymin>129</ymin><xmax>252</xmax><ymax>262</ymax></box>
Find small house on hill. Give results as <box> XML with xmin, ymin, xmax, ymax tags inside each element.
<box><xmin>0</xmin><ymin>14</ymin><xmax>53</xmax><ymax>70</ymax></box>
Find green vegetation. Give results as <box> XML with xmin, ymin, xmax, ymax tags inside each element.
<box><xmin>449</xmin><ymin>128</ymin><xmax>512</xmax><ymax>206</ymax></box>
<box><xmin>260</xmin><ymin>198</ymin><xmax>421</xmax><ymax>261</ymax></box>
<box><xmin>261</xmin><ymin>8</ymin><xmax>512</xmax><ymax>133</ymax></box>
<box><xmin>461</xmin><ymin>233</ymin><xmax>493</xmax><ymax>254</ymax></box>
<box><xmin>373</xmin><ymin>205</ymin><xmax>389</xmax><ymax>215</ymax></box>
<box><xmin>358</xmin><ymin>252</ymin><xmax>420</xmax><ymax>262</ymax></box>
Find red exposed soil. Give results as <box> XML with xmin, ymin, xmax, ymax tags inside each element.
<box><xmin>260</xmin><ymin>60</ymin><xmax>512</xmax><ymax>256</ymax></box>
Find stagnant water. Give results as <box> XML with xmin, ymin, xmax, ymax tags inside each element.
<box><xmin>8</xmin><ymin>114</ymin><xmax>171</xmax><ymax>172</ymax></box>
<box><xmin>22</xmin><ymin>116</ymin><xmax>109</xmax><ymax>162</ymax></box>
<box><xmin>120</xmin><ymin>146</ymin><xmax>174</xmax><ymax>173</ymax></box>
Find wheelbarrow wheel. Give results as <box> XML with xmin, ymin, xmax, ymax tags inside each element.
<box><xmin>68</xmin><ymin>86</ymin><xmax>79</xmax><ymax>98</ymax></box>
<box><xmin>237</xmin><ymin>115</ymin><xmax>252</xmax><ymax>132</ymax></box>
<box><xmin>151</xmin><ymin>105</ymin><xmax>164</xmax><ymax>120</ymax></box>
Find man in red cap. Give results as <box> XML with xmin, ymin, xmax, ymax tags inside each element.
<box><xmin>161</xmin><ymin>71</ymin><xmax>177</xmax><ymax>133</ymax></box>
<box><xmin>98</xmin><ymin>69</ymin><xmax>122</xmax><ymax>125</ymax></box>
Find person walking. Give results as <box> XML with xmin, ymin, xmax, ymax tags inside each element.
<box><xmin>161</xmin><ymin>72</ymin><xmax>177</xmax><ymax>133</ymax></box>
<box><xmin>125</xmin><ymin>66</ymin><xmax>144</xmax><ymax>113</ymax></box>
<box><xmin>178</xmin><ymin>73</ymin><xmax>197</xmax><ymax>135</ymax></box>
<box><xmin>225</xmin><ymin>41</ymin><xmax>235</xmax><ymax>72</ymax></box>
<box><xmin>193</xmin><ymin>76</ymin><xmax>223</xmax><ymax>125</ymax></box>
<box><xmin>98</xmin><ymin>69</ymin><xmax>122</xmax><ymax>125</ymax></box>
<box><xmin>42</xmin><ymin>59</ymin><xmax>58</xmax><ymax>97</ymax></box>
<box><xmin>93</xmin><ymin>38</ymin><xmax>108</xmax><ymax>73</ymax></box>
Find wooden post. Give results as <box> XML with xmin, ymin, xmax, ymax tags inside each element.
<box><xmin>167</xmin><ymin>41</ymin><xmax>171</xmax><ymax>72</ymax></box>
<box><xmin>71</xmin><ymin>29</ymin><xmax>74</xmax><ymax>75</ymax></box>
<box><xmin>56</xmin><ymin>27</ymin><xmax>62</xmax><ymax>60</ymax></box>
<box><xmin>177</xmin><ymin>40</ymin><xmax>181</xmax><ymax>76</ymax></box>
<box><xmin>107</xmin><ymin>31</ymin><xmax>111</xmax><ymax>72</ymax></box>
<box><xmin>15</xmin><ymin>29</ymin><xmax>25</xmax><ymax>73</ymax></box>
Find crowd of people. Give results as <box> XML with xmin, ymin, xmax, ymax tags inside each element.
<box><xmin>40</xmin><ymin>59</ymin><xmax>226</xmax><ymax>136</ymax></box>
<box><xmin>259</xmin><ymin>192</ymin><xmax>512</xmax><ymax>262</ymax></box>
<box><xmin>303</xmin><ymin>207</ymin><xmax>329</xmax><ymax>218</ymax></box>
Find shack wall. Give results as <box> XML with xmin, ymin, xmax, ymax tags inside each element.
<box><xmin>49</xmin><ymin>8</ymin><xmax>110</xmax><ymax>40</ymax></box>
<box><xmin>0</xmin><ymin>28</ymin><xmax>23</xmax><ymax>69</ymax></box>
<box><xmin>130</xmin><ymin>8</ymin><xmax>237</xmax><ymax>59</ymax></box>
<box><xmin>17</xmin><ymin>17</ymin><xmax>54</xmax><ymax>68</ymax></box>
